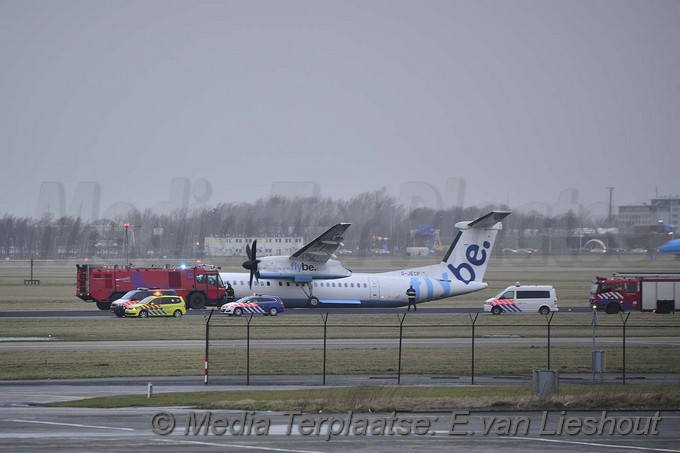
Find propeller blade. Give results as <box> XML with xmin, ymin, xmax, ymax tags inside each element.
<box><xmin>242</xmin><ymin>240</ymin><xmax>259</xmax><ymax>289</ymax></box>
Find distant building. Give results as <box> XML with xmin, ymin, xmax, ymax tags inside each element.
<box><xmin>204</xmin><ymin>235</ymin><xmax>303</xmax><ymax>257</ymax></box>
<box><xmin>618</xmin><ymin>197</ymin><xmax>680</xmax><ymax>231</ymax></box>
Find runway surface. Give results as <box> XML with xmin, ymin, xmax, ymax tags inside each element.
<box><xmin>1</xmin><ymin>336</ymin><xmax>678</xmax><ymax>351</ymax></box>
<box><xmin>1</xmin><ymin>377</ymin><xmax>679</xmax><ymax>452</ymax></box>
<box><xmin>0</xmin><ymin>306</ymin><xmax>593</xmax><ymax>318</ymax></box>
<box><xmin>1</xmin><ymin>403</ymin><xmax>678</xmax><ymax>452</ymax></box>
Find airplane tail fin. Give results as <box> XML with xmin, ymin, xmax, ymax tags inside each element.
<box><xmin>441</xmin><ymin>211</ymin><xmax>510</xmax><ymax>285</ymax></box>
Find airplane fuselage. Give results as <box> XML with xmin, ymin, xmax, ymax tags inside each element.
<box><xmin>220</xmin><ymin>271</ymin><xmax>487</xmax><ymax>308</ymax></box>
<box><xmin>221</xmin><ymin>211</ymin><xmax>508</xmax><ymax>309</ymax></box>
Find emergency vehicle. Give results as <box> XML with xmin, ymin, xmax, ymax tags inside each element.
<box><xmin>589</xmin><ymin>272</ymin><xmax>680</xmax><ymax>314</ymax></box>
<box><xmin>75</xmin><ymin>264</ymin><xmax>226</xmax><ymax>310</ymax></box>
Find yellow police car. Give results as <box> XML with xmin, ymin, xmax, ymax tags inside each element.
<box><xmin>124</xmin><ymin>295</ymin><xmax>187</xmax><ymax>318</ymax></box>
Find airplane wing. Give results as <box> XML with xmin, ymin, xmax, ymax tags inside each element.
<box><xmin>290</xmin><ymin>223</ymin><xmax>351</xmax><ymax>263</ymax></box>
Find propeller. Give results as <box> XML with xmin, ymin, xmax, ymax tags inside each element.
<box><xmin>242</xmin><ymin>240</ymin><xmax>260</xmax><ymax>288</ymax></box>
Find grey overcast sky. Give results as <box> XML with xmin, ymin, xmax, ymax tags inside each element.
<box><xmin>1</xmin><ymin>0</ymin><xmax>679</xmax><ymax>219</ymax></box>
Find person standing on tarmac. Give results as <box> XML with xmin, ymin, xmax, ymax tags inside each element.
<box><xmin>226</xmin><ymin>283</ymin><xmax>235</xmax><ymax>303</ymax></box>
<box><xmin>406</xmin><ymin>285</ymin><xmax>417</xmax><ymax>311</ymax></box>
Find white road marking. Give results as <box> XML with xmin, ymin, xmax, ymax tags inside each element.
<box><xmin>5</xmin><ymin>419</ymin><xmax>135</xmax><ymax>431</ymax></box>
<box><xmin>506</xmin><ymin>436</ymin><xmax>680</xmax><ymax>452</ymax></box>
<box><xmin>156</xmin><ymin>438</ymin><xmax>325</xmax><ymax>452</ymax></box>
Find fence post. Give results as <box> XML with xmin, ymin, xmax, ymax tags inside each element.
<box><xmin>246</xmin><ymin>314</ymin><xmax>253</xmax><ymax>385</ymax></box>
<box><xmin>469</xmin><ymin>313</ymin><xmax>479</xmax><ymax>385</ymax></box>
<box><xmin>204</xmin><ymin>309</ymin><xmax>214</xmax><ymax>385</ymax></box>
<box><xmin>322</xmin><ymin>313</ymin><xmax>329</xmax><ymax>385</ymax></box>
<box><xmin>546</xmin><ymin>312</ymin><xmax>554</xmax><ymax>369</ymax></box>
<box><xmin>397</xmin><ymin>313</ymin><xmax>406</xmax><ymax>385</ymax></box>
<box><xmin>621</xmin><ymin>312</ymin><xmax>630</xmax><ymax>385</ymax></box>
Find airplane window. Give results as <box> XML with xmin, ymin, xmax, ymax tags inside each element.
<box><xmin>351</xmin><ymin>283</ymin><xmax>354</xmax><ymax>288</ymax></box>
<box><xmin>332</xmin><ymin>283</ymin><xmax>336</xmax><ymax>287</ymax></box>
<box><xmin>267</xmin><ymin>282</ymin><xmax>270</xmax><ymax>286</ymax></box>
<box><xmin>344</xmin><ymin>283</ymin><xmax>348</xmax><ymax>287</ymax></box>
<box><xmin>364</xmin><ymin>283</ymin><xmax>367</xmax><ymax>288</ymax></box>
<box><xmin>278</xmin><ymin>282</ymin><xmax>282</xmax><ymax>286</ymax></box>
<box><xmin>286</xmin><ymin>282</ymin><xmax>290</xmax><ymax>286</ymax></box>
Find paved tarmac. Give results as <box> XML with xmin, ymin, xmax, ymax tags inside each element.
<box><xmin>1</xmin><ymin>336</ymin><xmax>678</xmax><ymax>352</ymax></box>
<box><xmin>0</xmin><ymin>306</ymin><xmax>594</xmax><ymax>318</ymax></box>
<box><xmin>1</xmin><ymin>376</ymin><xmax>679</xmax><ymax>452</ymax></box>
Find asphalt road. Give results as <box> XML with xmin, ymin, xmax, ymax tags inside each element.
<box><xmin>2</xmin><ymin>376</ymin><xmax>679</xmax><ymax>452</ymax></box>
<box><xmin>1</xmin><ymin>336</ymin><xmax>679</xmax><ymax>352</ymax></box>
<box><xmin>0</xmin><ymin>306</ymin><xmax>593</xmax><ymax>318</ymax></box>
<box><xmin>2</xmin><ymin>404</ymin><xmax>678</xmax><ymax>452</ymax></box>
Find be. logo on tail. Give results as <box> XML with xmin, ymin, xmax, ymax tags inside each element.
<box><xmin>448</xmin><ymin>241</ymin><xmax>490</xmax><ymax>284</ymax></box>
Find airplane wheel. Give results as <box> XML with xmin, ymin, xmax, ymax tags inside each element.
<box><xmin>491</xmin><ymin>306</ymin><xmax>502</xmax><ymax>315</ymax></box>
<box><xmin>308</xmin><ymin>297</ymin><xmax>320</xmax><ymax>307</ymax></box>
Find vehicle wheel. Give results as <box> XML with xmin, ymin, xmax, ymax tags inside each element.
<box><xmin>491</xmin><ymin>306</ymin><xmax>502</xmax><ymax>315</ymax></box>
<box><xmin>173</xmin><ymin>310</ymin><xmax>183</xmax><ymax>318</ymax></box>
<box><xmin>108</xmin><ymin>292</ymin><xmax>124</xmax><ymax>302</ymax></box>
<box><xmin>96</xmin><ymin>301</ymin><xmax>112</xmax><ymax>310</ymax></box>
<box><xmin>234</xmin><ymin>307</ymin><xmax>243</xmax><ymax>316</ymax></box>
<box><xmin>114</xmin><ymin>312</ymin><xmax>124</xmax><ymax>318</ymax></box>
<box><xmin>188</xmin><ymin>292</ymin><xmax>207</xmax><ymax>310</ymax></box>
<box><xmin>139</xmin><ymin>310</ymin><xmax>148</xmax><ymax>318</ymax></box>
<box><xmin>268</xmin><ymin>307</ymin><xmax>279</xmax><ymax>316</ymax></box>
<box><xmin>605</xmin><ymin>303</ymin><xmax>620</xmax><ymax>314</ymax></box>
<box><xmin>307</xmin><ymin>297</ymin><xmax>320</xmax><ymax>307</ymax></box>
<box><xmin>539</xmin><ymin>306</ymin><xmax>550</xmax><ymax>315</ymax></box>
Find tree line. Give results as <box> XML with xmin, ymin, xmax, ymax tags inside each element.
<box><xmin>0</xmin><ymin>189</ymin><xmax>604</xmax><ymax>260</ymax></box>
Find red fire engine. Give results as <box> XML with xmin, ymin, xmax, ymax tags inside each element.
<box><xmin>75</xmin><ymin>264</ymin><xmax>226</xmax><ymax>310</ymax></box>
<box><xmin>589</xmin><ymin>272</ymin><xmax>679</xmax><ymax>314</ymax></box>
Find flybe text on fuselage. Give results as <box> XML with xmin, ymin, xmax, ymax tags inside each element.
<box><xmin>257</xmin><ymin>258</ymin><xmax>352</xmax><ymax>280</ymax></box>
<box><xmin>290</xmin><ymin>262</ymin><xmax>316</xmax><ymax>272</ymax></box>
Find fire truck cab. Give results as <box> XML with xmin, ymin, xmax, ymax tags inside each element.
<box><xmin>589</xmin><ymin>272</ymin><xmax>679</xmax><ymax>314</ymax></box>
<box><xmin>76</xmin><ymin>264</ymin><xmax>226</xmax><ymax>310</ymax></box>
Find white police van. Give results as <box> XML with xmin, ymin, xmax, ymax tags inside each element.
<box><xmin>484</xmin><ymin>283</ymin><xmax>558</xmax><ymax>315</ymax></box>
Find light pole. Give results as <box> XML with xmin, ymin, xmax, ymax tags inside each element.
<box><xmin>124</xmin><ymin>223</ymin><xmax>130</xmax><ymax>266</ymax></box>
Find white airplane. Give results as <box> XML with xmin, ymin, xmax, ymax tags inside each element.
<box><xmin>220</xmin><ymin>211</ymin><xmax>510</xmax><ymax>308</ymax></box>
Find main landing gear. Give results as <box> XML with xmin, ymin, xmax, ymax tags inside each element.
<box><xmin>299</xmin><ymin>282</ymin><xmax>320</xmax><ymax>307</ymax></box>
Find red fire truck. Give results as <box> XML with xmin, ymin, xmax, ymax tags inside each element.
<box><xmin>589</xmin><ymin>272</ymin><xmax>679</xmax><ymax>314</ymax></box>
<box><xmin>75</xmin><ymin>264</ymin><xmax>226</xmax><ymax>310</ymax></box>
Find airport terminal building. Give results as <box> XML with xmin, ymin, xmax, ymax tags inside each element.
<box><xmin>204</xmin><ymin>235</ymin><xmax>304</xmax><ymax>257</ymax></box>
<box><xmin>618</xmin><ymin>197</ymin><xmax>679</xmax><ymax>232</ymax></box>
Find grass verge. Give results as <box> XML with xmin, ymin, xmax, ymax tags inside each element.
<box><xmin>3</xmin><ymin>345</ymin><xmax>679</xmax><ymax>380</ymax></box>
<box><xmin>47</xmin><ymin>384</ymin><xmax>680</xmax><ymax>411</ymax></box>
